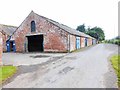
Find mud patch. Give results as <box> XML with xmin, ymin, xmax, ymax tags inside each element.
<box><xmin>30</xmin><ymin>55</ymin><xmax>50</xmax><ymax>58</ymax></box>
<box><xmin>49</xmin><ymin>56</ymin><xmax>63</xmax><ymax>61</ymax></box>
<box><xmin>65</xmin><ymin>57</ymin><xmax>77</xmax><ymax>60</ymax></box>
<box><xmin>58</xmin><ymin>67</ymin><xmax>74</xmax><ymax>74</ymax></box>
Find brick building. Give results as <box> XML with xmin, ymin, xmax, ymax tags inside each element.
<box><xmin>0</xmin><ymin>24</ymin><xmax>17</xmax><ymax>52</ymax></box>
<box><xmin>1</xmin><ymin>11</ymin><xmax>96</xmax><ymax>53</ymax></box>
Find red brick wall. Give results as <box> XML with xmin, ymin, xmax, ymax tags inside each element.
<box><xmin>69</xmin><ymin>35</ymin><xmax>76</xmax><ymax>51</ymax></box>
<box><xmin>88</xmin><ymin>38</ymin><xmax>92</xmax><ymax>46</ymax></box>
<box><xmin>80</xmin><ymin>37</ymin><xmax>85</xmax><ymax>48</ymax></box>
<box><xmin>90</xmin><ymin>39</ymin><xmax>92</xmax><ymax>46</ymax></box>
<box><xmin>13</xmin><ymin>12</ymin><xmax>69</xmax><ymax>52</ymax></box>
<box><xmin>2</xmin><ymin>33</ymin><xmax>8</xmax><ymax>52</ymax></box>
<box><xmin>0</xmin><ymin>32</ymin><xmax>2</xmax><ymax>64</ymax></box>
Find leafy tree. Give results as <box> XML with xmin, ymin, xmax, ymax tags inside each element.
<box><xmin>76</xmin><ymin>24</ymin><xmax>85</xmax><ymax>33</ymax></box>
<box><xmin>86</xmin><ymin>27</ymin><xmax>105</xmax><ymax>41</ymax></box>
<box><xmin>86</xmin><ymin>30</ymin><xmax>99</xmax><ymax>39</ymax></box>
<box><xmin>76</xmin><ymin>24</ymin><xmax>105</xmax><ymax>41</ymax></box>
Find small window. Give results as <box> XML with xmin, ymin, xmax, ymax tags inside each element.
<box><xmin>31</xmin><ymin>21</ymin><xmax>36</xmax><ymax>32</ymax></box>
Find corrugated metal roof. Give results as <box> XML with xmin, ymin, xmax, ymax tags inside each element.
<box><xmin>35</xmin><ymin>12</ymin><xmax>94</xmax><ymax>39</ymax></box>
<box><xmin>0</xmin><ymin>24</ymin><xmax>17</xmax><ymax>36</ymax></box>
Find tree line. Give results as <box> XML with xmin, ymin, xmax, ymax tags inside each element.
<box><xmin>76</xmin><ymin>24</ymin><xmax>105</xmax><ymax>41</ymax></box>
<box><xmin>104</xmin><ymin>36</ymin><xmax>120</xmax><ymax>46</ymax></box>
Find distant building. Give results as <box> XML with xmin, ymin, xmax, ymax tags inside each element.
<box><xmin>0</xmin><ymin>24</ymin><xmax>17</xmax><ymax>52</ymax></box>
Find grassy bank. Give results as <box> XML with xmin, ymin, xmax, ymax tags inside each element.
<box><xmin>0</xmin><ymin>66</ymin><xmax>17</xmax><ymax>84</ymax></box>
<box><xmin>72</xmin><ymin>44</ymin><xmax>96</xmax><ymax>53</ymax></box>
<box><xmin>110</xmin><ymin>55</ymin><xmax>120</xmax><ymax>86</ymax></box>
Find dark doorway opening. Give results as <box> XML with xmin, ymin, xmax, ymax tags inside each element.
<box><xmin>6</xmin><ymin>40</ymin><xmax>16</xmax><ymax>52</ymax></box>
<box><xmin>10</xmin><ymin>41</ymin><xmax>14</xmax><ymax>51</ymax></box>
<box><xmin>85</xmin><ymin>38</ymin><xmax>87</xmax><ymax>46</ymax></box>
<box><xmin>27</xmin><ymin>35</ymin><xmax>44</xmax><ymax>52</ymax></box>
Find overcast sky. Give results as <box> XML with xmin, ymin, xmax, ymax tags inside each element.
<box><xmin>0</xmin><ymin>0</ymin><xmax>118</xmax><ymax>39</ymax></box>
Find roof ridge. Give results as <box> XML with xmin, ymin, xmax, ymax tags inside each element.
<box><xmin>34</xmin><ymin>12</ymin><xmax>94</xmax><ymax>38</ymax></box>
<box><xmin>34</xmin><ymin>12</ymin><xmax>60</xmax><ymax>23</ymax></box>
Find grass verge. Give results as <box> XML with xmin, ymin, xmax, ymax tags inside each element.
<box><xmin>0</xmin><ymin>65</ymin><xmax>17</xmax><ymax>84</ymax></box>
<box><xmin>110</xmin><ymin>55</ymin><xmax>120</xmax><ymax>86</ymax></box>
<box><xmin>72</xmin><ymin>44</ymin><xmax>96</xmax><ymax>53</ymax></box>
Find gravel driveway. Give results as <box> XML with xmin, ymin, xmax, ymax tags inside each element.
<box><xmin>2</xmin><ymin>44</ymin><xmax>118</xmax><ymax>88</ymax></box>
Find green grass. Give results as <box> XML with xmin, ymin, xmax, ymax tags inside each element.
<box><xmin>111</xmin><ymin>55</ymin><xmax>120</xmax><ymax>86</ymax></box>
<box><xmin>0</xmin><ymin>66</ymin><xmax>17</xmax><ymax>84</ymax></box>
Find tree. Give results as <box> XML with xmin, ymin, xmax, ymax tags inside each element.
<box><xmin>86</xmin><ymin>30</ymin><xmax>99</xmax><ymax>39</ymax></box>
<box><xmin>86</xmin><ymin>27</ymin><xmax>105</xmax><ymax>41</ymax></box>
<box><xmin>76</xmin><ymin>24</ymin><xmax>105</xmax><ymax>41</ymax></box>
<box><xmin>76</xmin><ymin>24</ymin><xmax>85</xmax><ymax>33</ymax></box>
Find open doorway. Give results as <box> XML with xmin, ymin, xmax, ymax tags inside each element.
<box><xmin>10</xmin><ymin>41</ymin><xmax>14</xmax><ymax>51</ymax></box>
<box><xmin>85</xmin><ymin>38</ymin><xmax>87</xmax><ymax>46</ymax></box>
<box><xmin>27</xmin><ymin>35</ymin><xmax>44</xmax><ymax>52</ymax></box>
